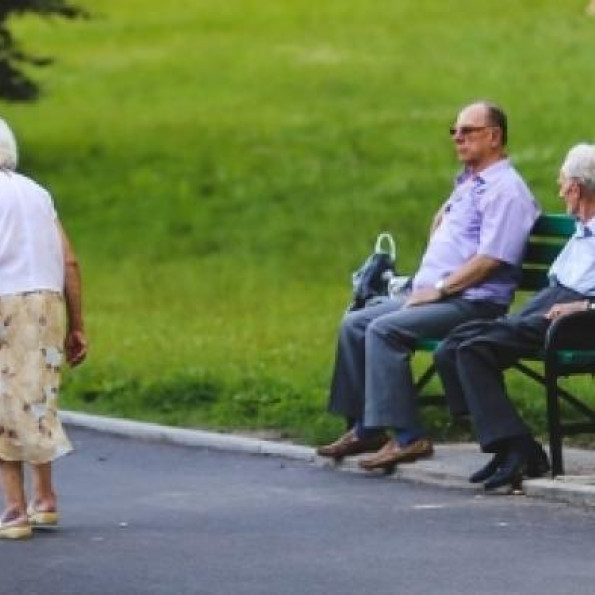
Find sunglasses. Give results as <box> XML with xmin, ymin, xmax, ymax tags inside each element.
<box><xmin>449</xmin><ymin>125</ymin><xmax>489</xmax><ymax>137</ymax></box>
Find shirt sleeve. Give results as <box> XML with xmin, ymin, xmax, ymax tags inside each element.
<box><xmin>43</xmin><ymin>190</ymin><xmax>59</xmax><ymax>221</ymax></box>
<box><xmin>477</xmin><ymin>184</ymin><xmax>539</xmax><ymax>265</ymax></box>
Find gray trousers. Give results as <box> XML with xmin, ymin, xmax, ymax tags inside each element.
<box><xmin>328</xmin><ymin>295</ymin><xmax>505</xmax><ymax>433</ymax></box>
<box><xmin>433</xmin><ymin>285</ymin><xmax>585</xmax><ymax>452</ymax></box>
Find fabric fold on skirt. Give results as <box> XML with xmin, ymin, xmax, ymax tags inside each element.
<box><xmin>0</xmin><ymin>290</ymin><xmax>73</xmax><ymax>464</ymax></box>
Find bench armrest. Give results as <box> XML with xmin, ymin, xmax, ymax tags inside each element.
<box><xmin>544</xmin><ymin>310</ymin><xmax>595</xmax><ymax>365</ymax></box>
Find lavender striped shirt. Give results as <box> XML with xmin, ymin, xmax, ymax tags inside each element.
<box><xmin>412</xmin><ymin>159</ymin><xmax>540</xmax><ymax>306</ymax></box>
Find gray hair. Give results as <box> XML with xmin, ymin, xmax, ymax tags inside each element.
<box><xmin>0</xmin><ymin>118</ymin><xmax>18</xmax><ymax>170</ymax></box>
<box><xmin>561</xmin><ymin>143</ymin><xmax>595</xmax><ymax>194</ymax></box>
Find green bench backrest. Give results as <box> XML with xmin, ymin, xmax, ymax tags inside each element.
<box><xmin>520</xmin><ymin>214</ymin><xmax>575</xmax><ymax>291</ymax></box>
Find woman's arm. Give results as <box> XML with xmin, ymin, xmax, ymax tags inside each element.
<box><xmin>57</xmin><ymin>221</ymin><xmax>87</xmax><ymax>366</ymax></box>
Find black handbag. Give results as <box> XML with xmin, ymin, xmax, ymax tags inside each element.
<box><xmin>350</xmin><ymin>233</ymin><xmax>397</xmax><ymax>311</ymax></box>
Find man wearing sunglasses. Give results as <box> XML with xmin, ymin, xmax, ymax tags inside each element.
<box><xmin>317</xmin><ymin>101</ymin><xmax>540</xmax><ymax>472</ymax></box>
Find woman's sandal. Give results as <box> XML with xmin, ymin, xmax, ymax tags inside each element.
<box><xmin>0</xmin><ymin>517</ymin><xmax>32</xmax><ymax>540</ymax></box>
<box><xmin>27</xmin><ymin>504</ymin><xmax>59</xmax><ymax>528</ymax></box>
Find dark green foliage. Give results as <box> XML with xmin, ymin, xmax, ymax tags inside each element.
<box><xmin>0</xmin><ymin>0</ymin><xmax>85</xmax><ymax>100</ymax></box>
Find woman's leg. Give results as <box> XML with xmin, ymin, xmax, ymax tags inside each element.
<box><xmin>31</xmin><ymin>462</ymin><xmax>57</xmax><ymax>512</ymax></box>
<box><xmin>0</xmin><ymin>459</ymin><xmax>27</xmax><ymax>522</ymax></box>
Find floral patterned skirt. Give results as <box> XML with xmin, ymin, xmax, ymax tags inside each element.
<box><xmin>0</xmin><ymin>291</ymin><xmax>72</xmax><ymax>464</ymax></box>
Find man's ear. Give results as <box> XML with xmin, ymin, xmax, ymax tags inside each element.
<box><xmin>570</xmin><ymin>180</ymin><xmax>582</xmax><ymax>201</ymax></box>
<box><xmin>489</xmin><ymin>127</ymin><xmax>502</xmax><ymax>149</ymax></box>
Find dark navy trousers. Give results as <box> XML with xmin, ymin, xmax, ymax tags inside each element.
<box><xmin>434</xmin><ymin>285</ymin><xmax>585</xmax><ymax>452</ymax></box>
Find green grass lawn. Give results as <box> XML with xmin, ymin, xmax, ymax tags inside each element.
<box><xmin>2</xmin><ymin>0</ymin><xmax>595</xmax><ymax>445</ymax></box>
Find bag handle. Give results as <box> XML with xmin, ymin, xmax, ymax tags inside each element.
<box><xmin>374</xmin><ymin>232</ymin><xmax>396</xmax><ymax>261</ymax></box>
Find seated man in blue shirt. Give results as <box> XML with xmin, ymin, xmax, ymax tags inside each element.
<box><xmin>434</xmin><ymin>143</ymin><xmax>595</xmax><ymax>491</ymax></box>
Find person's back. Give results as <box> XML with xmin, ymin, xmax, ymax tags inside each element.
<box><xmin>0</xmin><ymin>118</ymin><xmax>87</xmax><ymax>541</ymax></box>
<box><xmin>0</xmin><ymin>171</ymin><xmax>64</xmax><ymax>296</ymax></box>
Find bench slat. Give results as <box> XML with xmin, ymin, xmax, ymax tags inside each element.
<box><xmin>523</xmin><ymin>242</ymin><xmax>566</xmax><ymax>265</ymax></box>
<box><xmin>519</xmin><ymin>268</ymin><xmax>550</xmax><ymax>291</ymax></box>
<box><xmin>417</xmin><ymin>339</ymin><xmax>595</xmax><ymax>367</ymax></box>
<box><xmin>557</xmin><ymin>350</ymin><xmax>595</xmax><ymax>366</ymax></box>
<box><xmin>531</xmin><ymin>214</ymin><xmax>575</xmax><ymax>237</ymax></box>
<box><xmin>417</xmin><ymin>338</ymin><xmax>441</xmax><ymax>351</ymax></box>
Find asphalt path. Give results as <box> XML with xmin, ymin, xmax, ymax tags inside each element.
<box><xmin>1</xmin><ymin>428</ymin><xmax>595</xmax><ymax>595</ymax></box>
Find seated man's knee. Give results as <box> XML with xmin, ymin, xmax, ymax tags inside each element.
<box><xmin>366</xmin><ymin>317</ymin><xmax>414</xmax><ymax>348</ymax></box>
<box><xmin>340</xmin><ymin>310</ymin><xmax>369</xmax><ymax>339</ymax></box>
<box><xmin>456</xmin><ymin>337</ymin><xmax>487</xmax><ymax>360</ymax></box>
<box><xmin>436</xmin><ymin>321</ymin><xmax>494</xmax><ymax>365</ymax></box>
<box><xmin>367</xmin><ymin>316</ymin><xmax>392</xmax><ymax>339</ymax></box>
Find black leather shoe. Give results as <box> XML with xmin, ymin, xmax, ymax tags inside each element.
<box><xmin>484</xmin><ymin>449</ymin><xmax>527</xmax><ymax>491</ymax></box>
<box><xmin>526</xmin><ymin>442</ymin><xmax>550</xmax><ymax>478</ymax></box>
<box><xmin>469</xmin><ymin>452</ymin><xmax>505</xmax><ymax>484</ymax></box>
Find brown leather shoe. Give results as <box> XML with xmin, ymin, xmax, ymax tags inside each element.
<box><xmin>359</xmin><ymin>437</ymin><xmax>434</xmax><ymax>471</ymax></box>
<box><xmin>316</xmin><ymin>429</ymin><xmax>389</xmax><ymax>460</ymax></box>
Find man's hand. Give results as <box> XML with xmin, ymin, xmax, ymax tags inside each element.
<box><xmin>544</xmin><ymin>301</ymin><xmax>589</xmax><ymax>321</ymax></box>
<box><xmin>405</xmin><ymin>288</ymin><xmax>442</xmax><ymax>307</ymax></box>
<box><xmin>65</xmin><ymin>329</ymin><xmax>88</xmax><ymax>366</ymax></box>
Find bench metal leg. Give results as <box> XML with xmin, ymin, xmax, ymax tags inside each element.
<box><xmin>415</xmin><ymin>363</ymin><xmax>436</xmax><ymax>393</ymax></box>
<box><xmin>546</xmin><ymin>367</ymin><xmax>564</xmax><ymax>477</ymax></box>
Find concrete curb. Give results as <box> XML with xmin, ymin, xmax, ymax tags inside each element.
<box><xmin>524</xmin><ymin>477</ymin><xmax>595</xmax><ymax>508</ymax></box>
<box><xmin>61</xmin><ymin>411</ymin><xmax>595</xmax><ymax>509</ymax></box>
<box><xmin>61</xmin><ymin>411</ymin><xmax>315</xmax><ymax>462</ymax></box>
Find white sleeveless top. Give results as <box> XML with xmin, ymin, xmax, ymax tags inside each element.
<box><xmin>0</xmin><ymin>171</ymin><xmax>64</xmax><ymax>296</ymax></box>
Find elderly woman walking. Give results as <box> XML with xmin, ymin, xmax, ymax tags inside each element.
<box><xmin>0</xmin><ymin>118</ymin><xmax>87</xmax><ymax>540</ymax></box>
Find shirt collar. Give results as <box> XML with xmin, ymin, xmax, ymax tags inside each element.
<box><xmin>575</xmin><ymin>214</ymin><xmax>595</xmax><ymax>238</ymax></box>
<box><xmin>455</xmin><ymin>158</ymin><xmax>510</xmax><ymax>186</ymax></box>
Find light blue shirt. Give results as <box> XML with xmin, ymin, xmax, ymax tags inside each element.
<box><xmin>549</xmin><ymin>216</ymin><xmax>595</xmax><ymax>296</ymax></box>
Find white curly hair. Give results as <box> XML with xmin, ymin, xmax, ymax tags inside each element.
<box><xmin>0</xmin><ymin>117</ymin><xmax>18</xmax><ymax>170</ymax></box>
<box><xmin>561</xmin><ymin>143</ymin><xmax>595</xmax><ymax>194</ymax></box>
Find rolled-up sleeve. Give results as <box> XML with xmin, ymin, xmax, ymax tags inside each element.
<box><xmin>477</xmin><ymin>183</ymin><xmax>540</xmax><ymax>265</ymax></box>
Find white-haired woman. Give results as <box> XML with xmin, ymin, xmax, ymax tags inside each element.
<box><xmin>0</xmin><ymin>118</ymin><xmax>87</xmax><ymax>539</ymax></box>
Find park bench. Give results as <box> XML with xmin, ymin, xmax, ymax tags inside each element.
<box><xmin>414</xmin><ymin>213</ymin><xmax>595</xmax><ymax>477</ymax></box>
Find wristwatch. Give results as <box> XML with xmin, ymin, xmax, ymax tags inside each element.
<box><xmin>588</xmin><ymin>301</ymin><xmax>595</xmax><ymax>311</ymax></box>
<box><xmin>435</xmin><ymin>279</ymin><xmax>448</xmax><ymax>298</ymax></box>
